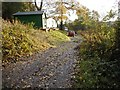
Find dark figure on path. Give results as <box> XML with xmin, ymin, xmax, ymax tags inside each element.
<box><xmin>67</xmin><ymin>31</ymin><xmax>75</xmax><ymax>37</ymax></box>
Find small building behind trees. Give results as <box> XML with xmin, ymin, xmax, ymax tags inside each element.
<box><xmin>13</xmin><ymin>11</ymin><xmax>47</xmax><ymax>28</ymax></box>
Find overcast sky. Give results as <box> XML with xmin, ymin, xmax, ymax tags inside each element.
<box><xmin>35</xmin><ymin>0</ymin><xmax>119</xmax><ymax>21</ymax></box>
<box><xmin>78</xmin><ymin>0</ymin><xmax>118</xmax><ymax>17</ymax></box>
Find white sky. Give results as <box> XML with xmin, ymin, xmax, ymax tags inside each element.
<box><xmin>35</xmin><ymin>0</ymin><xmax>119</xmax><ymax>21</ymax></box>
<box><xmin>78</xmin><ymin>0</ymin><xmax>118</xmax><ymax>17</ymax></box>
<box><xmin>69</xmin><ymin>0</ymin><xmax>119</xmax><ymax>21</ymax></box>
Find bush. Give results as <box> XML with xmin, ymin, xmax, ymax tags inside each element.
<box><xmin>2</xmin><ymin>20</ymin><xmax>70</xmax><ymax>63</ymax></box>
<box><xmin>74</xmin><ymin>22</ymin><xmax>120</xmax><ymax>88</ymax></box>
<box><xmin>2</xmin><ymin>20</ymin><xmax>48</xmax><ymax>62</ymax></box>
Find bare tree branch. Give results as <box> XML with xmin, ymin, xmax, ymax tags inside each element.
<box><xmin>34</xmin><ymin>0</ymin><xmax>43</xmax><ymax>11</ymax></box>
<box><xmin>39</xmin><ymin>0</ymin><xmax>43</xmax><ymax>11</ymax></box>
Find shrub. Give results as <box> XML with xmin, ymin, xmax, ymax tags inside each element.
<box><xmin>2</xmin><ymin>20</ymin><xmax>49</xmax><ymax>62</ymax></box>
<box><xmin>2</xmin><ymin>20</ymin><xmax>70</xmax><ymax>63</ymax></box>
<box><xmin>74</xmin><ymin>22</ymin><xmax>120</xmax><ymax>88</ymax></box>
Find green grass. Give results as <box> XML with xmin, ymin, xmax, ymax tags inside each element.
<box><xmin>29</xmin><ymin>29</ymin><xmax>70</xmax><ymax>46</ymax></box>
<box><xmin>2</xmin><ymin>20</ymin><xmax>70</xmax><ymax>63</ymax></box>
<box><xmin>48</xmin><ymin>30</ymin><xmax>70</xmax><ymax>45</ymax></box>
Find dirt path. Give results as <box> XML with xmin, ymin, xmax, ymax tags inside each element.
<box><xmin>2</xmin><ymin>36</ymin><xmax>81</xmax><ymax>88</ymax></box>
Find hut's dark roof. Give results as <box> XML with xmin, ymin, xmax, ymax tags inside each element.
<box><xmin>13</xmin><ymin>11</ymin><xmax>44</xmax><ymax>16</ymax></box>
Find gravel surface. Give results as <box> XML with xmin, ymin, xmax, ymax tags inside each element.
<box><xmin>2</xmin><ymin>36</ymin><xmax>82</xmax><ymax>88</ymax></box>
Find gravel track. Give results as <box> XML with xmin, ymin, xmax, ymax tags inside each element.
<box><xmin>2</xmin><ymin>36</ymin><xmax>81</xmax><ymax>88</ymax></box>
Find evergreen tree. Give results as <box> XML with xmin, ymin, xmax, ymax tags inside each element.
<box><xmin>2</xmin><ymin>2</ymin><xmax>35</xmax><ymax>20</ymax></box>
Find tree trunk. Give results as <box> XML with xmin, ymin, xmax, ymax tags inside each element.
<box><xmin>34</xmin><ymin>0</ymin><xmax>43</xmax><ymax>11</ymax></box>
<box><xmin>60</xmin><ymin>21</ymin><xmax>63</xmax><ymax>30</ymax></box>
<box><xmin>60</xmin><ymin>0</ymin><xmax>63</xmax><ymax>30</ymax></box>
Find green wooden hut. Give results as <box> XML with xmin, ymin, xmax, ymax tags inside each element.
<box><xmin>13</xmin><ymin>11</ymin><xmax>47</xmax><ymax>28</ymax></box>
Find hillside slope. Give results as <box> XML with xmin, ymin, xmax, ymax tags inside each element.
<box><xmin>2</xmin><ymin>20</ymin><xmax>70</xmax><ymax>63</ymax></box>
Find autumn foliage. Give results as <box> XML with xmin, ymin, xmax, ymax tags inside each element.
<box><xmin>74</xmin><ymin>20</ymin><xmax>120</xmax><ymax>88</ymax></box>
<box><xmin>2</xmin><ymin>20</ymin><xmax>69</xmax><ymax>63</ymax></box>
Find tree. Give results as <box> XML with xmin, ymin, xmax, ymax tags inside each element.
<box><xmin>69</xmin><ymin>5</ymin><xmax>92</xmax><ymax>30</ymax></box>
<box><xmin>65</xmin><ymin>5</ymin><xmax>101</xmax><ymax>31</ymax></box>
<box><xmin>34</xmin><ymin>0</ymin><xmax>43</xmax><ymax>11</ymax></box>
<box><xmin>55</xmin><ymin>0</ymin><xmax>67</xmax><ymax>30</ymax></box>
<box><xmin>111</xmin><ymin>1</ymin><xmax>120</xmax><ymax>61</ymax></box>
<box><xmin>52</xmin><ymin>0</ymin><xmax>79</xmax><ymax>30</ymax></box>
<box><xmin>22</xmin><ymin>2</ymin><xmax>35</xmax><ymax>11</ymax></box>
<box><xmin>2</xmin><ymin>2</ymin><xmax>35</xmax><ymax>20</ymax></box>
<box><xmin>33</xmin><ymin>0</ymin><xmax>81</xmax><ymax>29</ymax></box>
<box><xmin>102</xmin><ymin>9</ymin><xmax>116</xmax><ymax>21</ymax></box>
<box><xmin>91</xmin><ymin>10</ymin><xmax>100</xmax><ymax>21</ymax></box>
